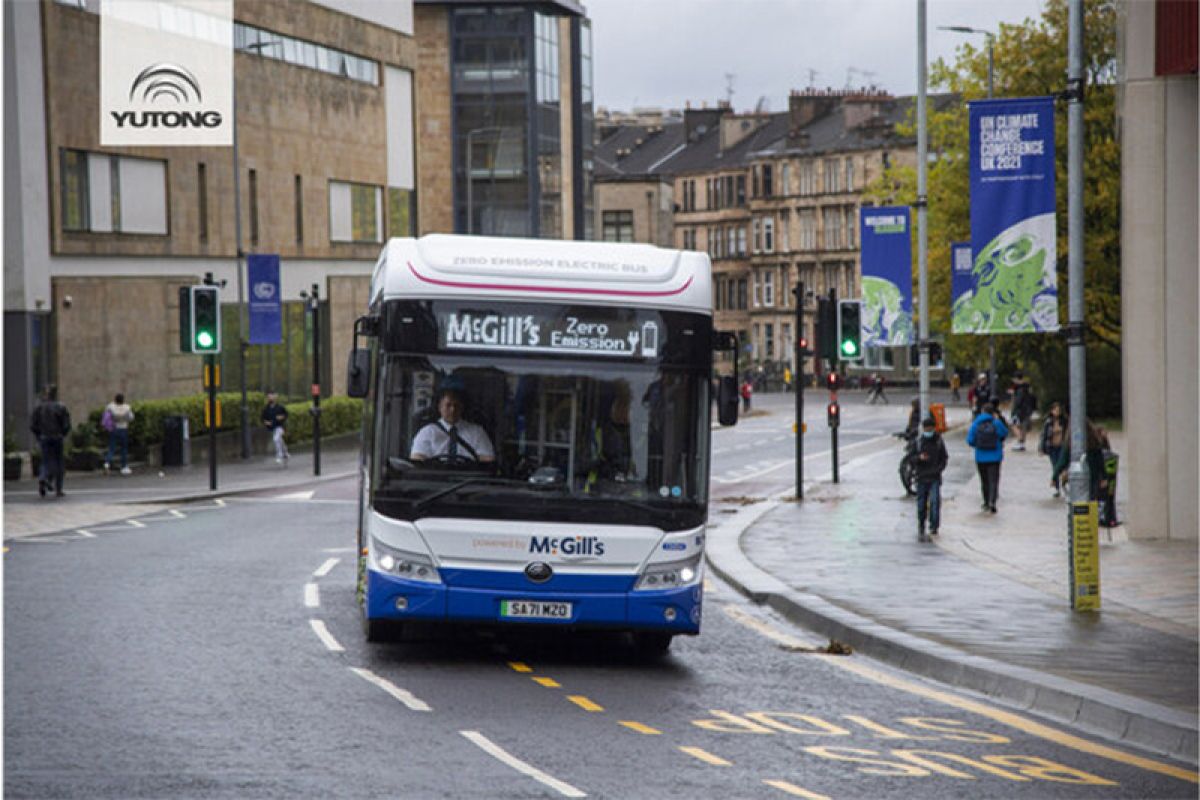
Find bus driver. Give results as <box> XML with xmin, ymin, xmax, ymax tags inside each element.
<box><xmin>410</xmin><ymin>387</ymin><xmax>495</xmax><ymax>463</ymax></box>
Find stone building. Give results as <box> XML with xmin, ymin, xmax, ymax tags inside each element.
<box><xmin>597</xmin><ymin>90</ymin><xmax>937</xmax><ymax>386</ymax></box>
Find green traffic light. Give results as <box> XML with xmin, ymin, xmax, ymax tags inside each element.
<box><xmin>841</xmin><ymin>340</ymin><xmax>859</xmax><ymax>356</ymax></box>
<box><xmin>196</xmin><ymin>331</ymin><xmax>215</xmax><ymax>349</ymax></box>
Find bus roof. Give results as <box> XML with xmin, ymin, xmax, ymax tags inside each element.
<box><xmin>372</xmin><ymin>234</ymin><xmax>712</xmax><ymax>314</ymax></box>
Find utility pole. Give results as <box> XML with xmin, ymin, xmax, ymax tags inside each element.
<box><xmin>793</xmin><ymin>281</ymin><xmax>807</xmax><ymax>499</ymax></box>
<box><xmin>916</xmin><ymin>0</ymin><xmax>930</xmax><ymax>420</ymax></box>
<box><xmin>203</xmin><ymin>272</ymin><xmax>219</xmax><ymax>491</ymax></box>
<box><xmin>303</xmin><ymin>283</ymin><xmax>322</xmax><ymax>476</ymax></box>
<box><xmin>1066</xmin><ymin>0</ymin><xmax>1089</xmax><ymax>507</ymax></box>
<box><xmin>827</xmin><ymin>287</ymin><xmax>839</xmax><ymax>483</ymax></box>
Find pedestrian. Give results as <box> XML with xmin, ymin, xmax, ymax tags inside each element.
<box><xmin>102</xmin><ymin>393</ymin><xmax>135</xmax><ymax>475</ymax></box>
<box><xmin>966</xmin><ymin>401</ymin><xmax>1008</xmax><ymax>513</ymax></box>
<box><xmin>914</xmin><ymin>416</ymin><xmax>949</xmax><ymax>540</ymax></box>
<box><xmin>1038</xmin><ymin>401</ymin><xmax>1068</xmax><ymax>497</ymax></box>
<box><xmin>949</xmin><ymin>372</ymin><xmax>961</xmax><ymax>402</ymax></box>
<box><xmin>261</xmin><ymin>391</ymin><xmax>290</xmax><ymax>464</ymax></box>
<box><xmin>970</xmin><ymin>373</ymin><xmax>990</xmax><ymax>417</ymax></box>
<box><xmin>867</xmin><ymin>373</ymin><xmax>888</xmax><ymax>405</ymax></box>
<box><xmin>905</xmin><ymin>397</ymin><xmax>921</xmax><ymax>437</ymax></box>
<box><xmin>30</xmin><ymin>384</ymin><xmax>71</xmax><ymax>498</ymax></box>
<box><xmin>1007</xmin><ymin>371</ymin><xmax>1036</xmax><ymax>450</ymax></box>
<box><xmin>740</xmin><ymin>379</ymin><xmax>753</xmax><ymax>412</ymax></box>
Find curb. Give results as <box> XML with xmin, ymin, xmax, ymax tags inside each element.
<box><xmin>120</xmin><ymin>467</ymin><xmax>358</xmax><ymax>507</ymax></box>
<box><xmin>705</xmin><ymin>491</ymin><xmax>1199</xmax><ymax>768</ymax></box>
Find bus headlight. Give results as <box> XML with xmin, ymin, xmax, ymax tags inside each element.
<box><xmin>372</xmin><ymin>538</ymin><xmax>441</xmax><ymax>585</ymax></box>
<box><xmin>634</xmin><ymin>554</ymin><xmax>703</xmax><ymax>591</ymax></box>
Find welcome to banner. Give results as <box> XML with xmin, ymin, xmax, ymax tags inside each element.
<box><xmin>859</xmin><ymin>206</ymin><xmax>913</xmax><ymax>347</ymax></box>
<box><xmin>955</xmin><ymin>96</ymin><xmax>1059</xmax><ymax>335</ymax></box>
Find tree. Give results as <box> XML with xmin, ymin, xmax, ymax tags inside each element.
<box><xmin>864</xmin><ymin>0</ymin><xmax>1121</xmax><ymax>415</ymax></box>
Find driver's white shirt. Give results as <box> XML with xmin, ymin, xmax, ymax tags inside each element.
<box><xmin>411</xmin><ymin>418</ymin><xmax>495</xmax><ymax>460</ymax></box>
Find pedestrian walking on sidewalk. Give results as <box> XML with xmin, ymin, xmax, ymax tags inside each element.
<box><xmin>867</xmin><ymin>373</ymin><xmax>889</xmax><ymax>405</ymax></box>
<box><xmin>1038</xmin><ymin>401</ymin><xmax>1068</xmax><ymax>497</ymax></box>
<box><xmin>1054</xmin><ymin>420</ymin><xmax>1116</xmax><ymax>524</ymax></box>
<box><xmin>949</xmin><ymin>372</ymin><xmax>961</xmax><ymax>402</ymax></box>
<box><xmin>261</xmin><ymin>392</ymin><xmax>290</xmax><ymax>464</ymax></box>
<box><xmin>1007</xmin><ymin>371</ymin><xmax>1036</xmax><ymax>450</ymax></box>
<box><xmin>970</xmin><ymin>373</ymin><xmax>991</xmax><ymax>417</ymax></box>
<box><xmin>905</xmin><ymin>397</ymin><xmax>921</xmax><ymax>437</ymax></box>
<box><xmin>102</xmin><ymin>393</ymin><xmax>135</xmax><ymax>475</ymax></box>
<box><xmin>740</xmin><ymin>379</ymin><xmax>753</xmax><ymax>412</ymax></box>
<box><xmin>914</xmin><ymin>416</ymin><xmax>948</xmax><ymax>540</ymax></box>
<box><xmin>967</xmin><ymin>401</ymin><xmax>1007</xmax><ymax>513</ymax></box>
<box><xmin>30</xmin><ymin>384</ymin><xmax>71</xmax><ymax>498</ymax></box>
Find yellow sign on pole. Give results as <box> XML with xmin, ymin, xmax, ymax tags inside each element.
<box><xmin>1069</xmin><ymin>501</ymin><xmax>1101</xmax><ymax>611</ymax></box>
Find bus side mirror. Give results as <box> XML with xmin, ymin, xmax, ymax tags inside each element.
<box><xmin>717</xmin><ymin>376</ymin><xmax>739</xmax><ymax>426</ymax></box>
<box><xmin>346</xmin><ymin>349</ymin><xmax>371</xmax><ymax>398</ymax></box>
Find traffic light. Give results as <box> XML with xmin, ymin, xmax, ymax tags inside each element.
<box><xmin>837</xmin><ymin>299</ymin><xmax>863</xmax><ymax>361</ymax></box>
<box><xmin>179</xmin><ymin>285</ymin><xmax>221</xmax><ymax>354</ymax></box>
<box><xmin>797</xmin><ymin>330</ymin><xmax>812</xmax><ymax>356</ymax></box>
<box><xmin>827</xmin><ymin>402</ymin><xmax>840</xmax><ymax>428</ymax></box>
<box><xmin>826</xmin><ymin>371</ymin><xmax>842</xmax><ymax>393</ymax></box>
<box><xmin>817</xmin><ymin>297</ymin><xmax>837</xmax><ymax>361</ymax></box>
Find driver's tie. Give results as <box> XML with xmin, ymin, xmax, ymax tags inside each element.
<box><xmin>448</xmin><ymin>426</ymin><xmax>458</xmax><ymax>457</ymax></box>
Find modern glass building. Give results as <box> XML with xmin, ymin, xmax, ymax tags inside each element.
<box><xmin>416</xmin><ymin>0</ymin><xmax>593</xmax><ymax>239</ymax></box>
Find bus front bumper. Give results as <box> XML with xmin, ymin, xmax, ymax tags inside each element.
<box><xmin>364</xmin><ymin>569</ymin><xmax>702</xmax><ymax>634</ymax></box>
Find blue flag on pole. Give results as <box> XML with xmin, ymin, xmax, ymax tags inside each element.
<box><xmin>859</xmin><ymin>206</ymin><xmax>913</xmax><ymax>347</ymax></box>
<box><xmin>958</xmin><ymin>96</ymin><xmax>1059</xmax><ymax>334</ymax></box>
<box><xmin>950</xmin><ymin>242</ymin><xmax>974</xmax><ymax>334</ymax></box>
<box><xmin>247</xmin><ymin>254</ymin><xmax>282</xmax><ymax>345</ymax></box>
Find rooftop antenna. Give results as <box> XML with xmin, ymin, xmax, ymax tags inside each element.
<box><xmin>724</xmin><ymin>73</ymin><xmax>735</xmax><ymax>107</ymax></box>
<box><xmin>846</xmin><ymin>66</ymin><xmax>878</xmax><ymax>89</ymax></box>
<box><xmin>805</xmin><ymin>68</ymin><xmax>819</xmax><ymax>89</ymax></box>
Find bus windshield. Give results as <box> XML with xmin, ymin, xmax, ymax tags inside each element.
<box><xmin>372</xmin><ymin>353</ymin><xmax>710</xmax><ymax>530</ymax></box>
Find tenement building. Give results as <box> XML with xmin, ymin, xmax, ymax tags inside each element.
<box><xmin>595</xmin><ymin>90</ymin><xmax>929</xmax><ymax>386</ymax></box>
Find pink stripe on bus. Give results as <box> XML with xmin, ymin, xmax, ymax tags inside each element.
<box><xmin>407</xmin><ymin>262</ymin><xmax>694</xmax><ymax>298</ymax></box>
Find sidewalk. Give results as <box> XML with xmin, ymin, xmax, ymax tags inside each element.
<box><xmin>707</xmin><ymin>411</ymin><xmax>1199</xmax><ymax>764</ymax></box>
<box><xmin>3</xmin><ymin>435</ymin><xmax>362</xmax><ymax>540</ymax></box>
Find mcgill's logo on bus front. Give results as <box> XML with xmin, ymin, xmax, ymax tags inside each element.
<box><xmin>446</xmin><ymin>313</ymin><xmax>541</xmax><ymax>348</ymax></box>
<box><xmin>529</xmin><ymin>536</ymin><xmax>606</xmax><ymax>558</ymax></box>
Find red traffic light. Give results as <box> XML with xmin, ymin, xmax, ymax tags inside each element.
<box><xmin>826</xmin><ymin>372</ymin><xmax>842</xmax><ymax>392</ymax></box>
<box><xmin>827</xmin><ymin>402</ymin><xmax>841</xmax><ymax>427</ymax></box>
<box><xmin>798</xmin><ymin>336</ymin><xmax>809</xmax><ymax>350</ymax></box>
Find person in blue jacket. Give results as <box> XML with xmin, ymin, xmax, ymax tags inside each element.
<box><xmin>966</xmin><ymin>401</ymin><xmax>1008</xmax><ymax>513</ymax></box>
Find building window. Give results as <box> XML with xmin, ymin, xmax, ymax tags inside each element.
<box><xmin>235</xmin><ymin>22</ymin><xmax>378</xmax><ymax>85</ymax></box>
<box><xmin>865</xmin><ymin>347</ymin><xmax>895</xmax><ymax>369</ymax></box>
<box><xmin>752</xmin><ymin>218</ymin><xmax>762</xmax><ymax>253</ymax></box>
<box><xmin>736</xmin><ymin>174</ymin><xmax>746</xmax><ymax>205</ymax></box>
<box><xmin>765</xmin><ymin>323</ymin><xmax>775</xmax><ymax>359</ymax></box>
<box><xmin>823</xmin><ymin>207</ymin><xmax>843</xmax><ymax>250</ymax></box>
<box><xmin>752</xmin><ymin>166</ymin><xmax>760</xmax><ymax>198</ymax></box>
<box><xmin>762</xmin><ymin>163</ymin><xmax>773</xmax><ymax>197</ymax></box>
<box><xmin>602</xmin><ymin>210</ymin><xmax>634</xmax><ymax>242</ymax></box>
<box><xmin>248</xmin><ymin>169</ymin><xmax>259</xmax><ymax>246</ymax></box>
<box><xmin>752</xmin><ymin>323</ymin><xmax>760</xmax><ymax>359</ymax></box>
<box><xmin>329</xmin><ymin>180</ymin><xmax>382</xmax><ymax>243</ymax></box>
<box><xmin>737</xmin><ymin>278</ymin><xmax>748</xmax><ymax>310</ymax></box>
<box><xmin>389</xmin><ymin>188</ymin><xmax>415</xmax><ymax>238</ymax></box>
<box><xmin>763</xmin><ymin>270</ymin><xmax>775</xmax><ymax>307</ymax></box>
<box><xmin>59</xmin><ymin>148</ymin><xmax>167</xmax><ymax>235</ymax></box>
<box><xmin>824</xmin><ymin>158</ymin><xmax>841</xmax><ymax>193</ymax></box>
<box><xmin>845</xmin><ymin>206</ymin><xmax>856</xmax><ymax>248</ymax></box>
<box><xmin>737</xmin><ymin>226</ymin><xmax>747</xmax><ymax>257</ymax></box>
<box><xmin>727</xmin><ymin>226</ymin><xmax>736</xmax><ymax>257</ymax></box>
<box><xmin>780</xmin><ymin>162</ymin><xmax>790</xmax><ymax>196</ymax></box>
<box><xmin>198</xmin><ymin>163</ymin><xmax>209</xmax><ymax>243</ymax></box>
<box><xmin>845</xmin><ymin>157</ymin><xmax>855</xmax><ymax>191</ymax></box>
<box><xmin>752</xmin><ymin>273</ymin><xmax>762</xmax><ymax>307</ymax></box>
<box><xmin>779</xmin><ymin>210</ymin><xmax>791</xmax><ymax>252</ymax></box>
<box><xmin>799</xmin><ymin>160</ymin><xmax>815</xmax><ymax>196</ymax></box>
<box><xmin>763</xmin><ymin>216</ymin><xmax>775</xmax><ymax>253</ymax></box>
<box><xmin>534</xmin><ymin>13</ymin><xmax>559</xmax><ymax>103</ymax></box>
<box><xmin>798</xmin><ymin>210</ymin><xmax>815</xmax><ymax>251</ymax></box>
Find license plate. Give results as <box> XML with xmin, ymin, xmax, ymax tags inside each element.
<box><xmin>500</xmin><ymin>600</ymin><xmax>572</xmax><ymax>620</ymax></box>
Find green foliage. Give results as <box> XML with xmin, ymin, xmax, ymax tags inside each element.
<box><xmin>68</xmin><ymin>421</ymin><xmax>103</xmax><ymax>454</ymax></box>
<box><xmin>864</xmin><ymin>0</ymin><xmax>1120</xmax><ymax>417</ymax></box>
<box><xmin>279</xmin><ymin>397</ymin><xmax>364</xmax><ymax>445</ymax></box>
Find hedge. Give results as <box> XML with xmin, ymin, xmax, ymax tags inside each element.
<box><xmin>83</xmin><ymin>393</ymin><xmax>363</xmax><ymax>456</ymax></box>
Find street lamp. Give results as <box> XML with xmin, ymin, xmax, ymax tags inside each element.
<box><xmin>939</xmin><ymin>24</ymin><xmax>997</xmax><ymax>398</ymax></box>
<box><xmin>464</xmin><ymin>127</ymin><xmax>503</xmax><ymax>235</ymax></box>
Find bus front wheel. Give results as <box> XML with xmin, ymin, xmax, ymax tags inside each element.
<box><xmin>363</xmin><ymin>616</ymin><xmax>403</xmax><ymax>643</ymax></box>
<box><xmin>632</xmin><ymin>632</ymin><xmax>673</xmax><ymax>657</ymax></box>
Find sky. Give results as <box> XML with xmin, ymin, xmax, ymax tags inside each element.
<box><xmin>586</xmin><ymin>0</ymin><xmax>1047</xmax><ymax>113</ymax></box>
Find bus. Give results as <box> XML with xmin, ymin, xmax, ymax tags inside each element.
<box><xmin>346</xmin><ymin>234</ymin><xmax>739</xmax><ymax>654</ymax></box>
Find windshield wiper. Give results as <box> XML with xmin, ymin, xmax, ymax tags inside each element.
<box><xmin>412</xmin><ymin>477</ymin><xmax>522</xmax><ymax>513</ymax></box>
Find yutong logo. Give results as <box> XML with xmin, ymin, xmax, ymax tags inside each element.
<box><xmin>111</xmin><ymin>64</ymin><xmax>223</xmax><ymax>130</ymax></box>
<box><xmin>529</xmin><ymin>536</ymin><xmax>605</xmax><ymax>558</ymax></box>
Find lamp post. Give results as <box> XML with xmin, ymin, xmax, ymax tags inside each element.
<box><xmin>940</xmin><ymin>24</ymin><xmax>997</xmax><ymax>399</ymax></box>
<box><xmin>916</xmin><ymin>1</ymin><xmax>929</xmax><ymax>423</ymax></box>
<box><xmin>464</xmin><ymin>127</ymin><xmax>502</xmax><ymax>235</ymax></box>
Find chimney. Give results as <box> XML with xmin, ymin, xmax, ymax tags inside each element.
<box><xmin>843</xmin><ymin>89</ymin><xmax>894</xmax><ymax>129</ymax></box>
<box><xmin>719</xmin><ymin>114</ymin><xmax>768</xmax><ymax>152</ymax></box>
<box><xmin>789</xmin><ymin>88</ymin><xmax>841</xmax><ymax>129</ymax></box>
<box><xmin>684</xmin><ymin>106</ymin><xmax>726</xmax><ymax>142</ymax></box>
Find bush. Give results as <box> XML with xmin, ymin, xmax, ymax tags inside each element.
<box><xmin>83</xmin><ymin>392</ymin><xmax>361</xmax><ymax>457</ymax></box>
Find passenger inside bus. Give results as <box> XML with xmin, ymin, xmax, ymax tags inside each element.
<box><xmin>409</xmin><ymin>387</ymin><xmax>495</xmax><ymax>464</ymax></box>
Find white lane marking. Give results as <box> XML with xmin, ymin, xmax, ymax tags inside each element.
<box><xmin>351</xmin><ymin>667</ymin><xmax>432</xmax><ymax>712</ymax></box>
<box><xmin>322</xmin><ymin>547</ymin><xmax>356</xmax><ymax>553</ymax></box>
<box><xmin>170</xmin><ymin>509</ymin><xmax>186</xmax><ymax>518</ymax></box>
<box><xmin>308</xmin><ymin>619</ymin><xmax>344</xmax><ymax>652</ymax></box>
<box><xmin>460</xmin><ymin>730</ymin><xmax>586</xmax><ymax>798</ymax></box>
<box><xmin>276</xmin><ymin>490</ymin><xmax>315</xmax><ymax>501</ymax></box>
<box><xmin>304</xmin><ymin>583</ymin><xmax>320</xmax><ymax>608</ymax></box>
<box><xmin>313</xmin><ymin>558</ymin><xmax>339</xmax><ymax>578</ymax></box>
<box><xmin>75</xmin><ymin>529</ymin><xmax>96</xmax><ymax>538</ymax></box>
<box><xmin>214</xmin><ymin>498</ymin><xmax>226</xmax><ymax>507</ymax></box>
<box><xmin>126</xmin><ymin>519</ymin><xmax>146</xmax><ymax>528</ymax></box>
<box><xmin>710</xmin><ymin>432</ymin><xmax>901</xmax><ymax>485</ymax></box>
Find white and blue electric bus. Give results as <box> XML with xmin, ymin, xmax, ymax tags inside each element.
<box><xmin>346</xmin><ymin>234</ymin><xmax>739</xmax><ymax>653</ymax></box>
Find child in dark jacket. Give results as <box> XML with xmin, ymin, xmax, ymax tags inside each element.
<box><xmin>914</xmin><ymin>416</ymin><xmax>949</xmax><ymax>540</ymax></box>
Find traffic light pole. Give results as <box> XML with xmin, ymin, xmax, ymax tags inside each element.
<box><xmin>308</xmin><ymin>284</ymin><xmax>322</xmax><ymax>477</ymax></box>
<box><xmin>793</xmin><ymin>281</ymin><xmax>806</xmax><ymax>500</ymax></box>
<box><xmin>206</xmin><ymin>354</ymin><xmax>217</xmax><ymax>491</ymax></box>
<box><xmin>828</xmin><ymin>287</ymin><xmax>838</xmax><ymax>483</ymax></box>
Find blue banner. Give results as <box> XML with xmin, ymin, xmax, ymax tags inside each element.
<box><xmin>957</xmin><ymin>96</ymin><xmax>1059</xmax><ymax>334</ymax></box>
<box><xmin>950</xmin><ymin>242</ymin><xmax>974</xmax><ymax>334</ymax></box>
<box><xmin>859</xmin><ymin>206</ymin><xmax>913</xmax><ymax>346</ymax></box>
<box><xmin>247</xmin><ymin>254</ymin><xmax>282</xmax><ymax>345</ymax></box>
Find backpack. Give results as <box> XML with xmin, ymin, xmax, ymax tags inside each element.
<box><xmin>101</xmin><ymin>408</ymin><xmax>115</xmax><ymax>432</ymax></box>
<box><xmin>975</xmin><ymin>418</ymin><xmax>999</xmax><ymax>450</ymax></box>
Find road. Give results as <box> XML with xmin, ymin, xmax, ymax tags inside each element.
<box><xmin>5</xmin><ymin>393</ymin><xmax>1195</xmax><ymax>798</ymax></box>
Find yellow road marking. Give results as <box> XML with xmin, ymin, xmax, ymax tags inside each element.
<box><xmin>679</xmin><ymin>746</ymin><xmax>731</xmax><ymax>766</ymax></box>
<box><xmin>566</xmin><ymin>695</ymin><xmax>603</xmax><ymax>712</ymax></box>
<box><xmin>763</xmin><ymin>780</ymin><xmax>831</xmax><ymax>799</ymax></box>
<box><xmin>532</xmin><ymin>676</ymin><xmax>561</xmax><ymax>688</ymax></box>
<box><xmin>507</xmin><ymin>661</ymin><xmax>532</xmax><ymax>673</ymax></box>
<box><xmin>724</xmin><ymin>607</ymin><xmax>1198</xmax><ymax>785</ymax></box>
<box><xmin>619</xmin><ymin>721</ymin><xmax>662</xmax><ymax>735</ymax></box>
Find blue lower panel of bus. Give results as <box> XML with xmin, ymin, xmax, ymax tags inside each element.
<box><xmin>366</xmin><ymin>568</ymin><xmax>701</xmax><ymax>634</ymax></box>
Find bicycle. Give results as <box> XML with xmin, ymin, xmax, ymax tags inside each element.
<box><xmin>894</xmin><ymin>430</ymin><xmax>918</xmax><ymax>496</ymax></box>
